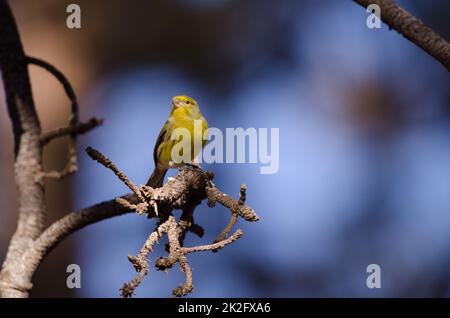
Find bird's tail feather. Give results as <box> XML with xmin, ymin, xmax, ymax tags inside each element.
<box><xmin>146</xmin><ymin>168</ymin><xmax>167</xmax><ymax>188</ymax></box>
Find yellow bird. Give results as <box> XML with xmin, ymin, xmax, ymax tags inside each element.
<box><xmin>146</xmin><ymin>95</ymin><xmax>208</xmax><ymax>187</ymax></box>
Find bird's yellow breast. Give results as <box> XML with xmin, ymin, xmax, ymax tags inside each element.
<box><xmin>157</xmin><ymin>105</ymin><xmax>208</xmax><ymax>168</ymax></box>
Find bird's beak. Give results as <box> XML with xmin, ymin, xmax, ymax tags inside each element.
<box><xmin>172</xmin><ymin>98</ymin><xmax>181</xmax><ymax>108</ymax></box>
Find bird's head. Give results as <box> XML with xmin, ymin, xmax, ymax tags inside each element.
<box><xmin>172</xmin><ymin>95</ymin><xmax>199</xmax><ymax>109</ymax></box>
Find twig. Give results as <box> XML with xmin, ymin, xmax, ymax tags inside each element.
<box><xmin>41</xmin><ymin>139</ymin><xmax>78</xmax><ymax>179</ymax></box>
<box><xmin>188</xmin><ymin>222</ymin><xmax>205</xmax><ymax>238</ymax></box>
<box><xmin>85</xmin><ymin>147</ymin><xmax>146</xmax><ymax>203</ymax></box>
<box><xmin>115</xmin><ymin>197</ymin><xmax>148</xmax><ymax>215</ymax></box>
<box><xmin>178</xmin><ymin>205</ymin><xmax>196</xmax><ymax>247</ymax></box>
<box><xmin>207</xmin><ymin>186</ymin><xmax>259</xmax><ymax>222</ymax></box>
<box><xmin>212</xmin><ymin>184</ymin><xmax>247</xmax><ymax>251</ymax></box>
<box><xmin>174</xmin><ymin>255</ymin><xmax>193</xmax><ymax>297</ymax></box>
<box><xmin>28</xmin><ymin>57</ymin><xmax>103</xmax><ymax>180</ymax></box>
<box><xmin>27</xmin><ymin>56</ymin><xmax>86</xmax><ymax>180</ymax></box>
<box><xmin>22</xmin><ymin>193</ymin><xmax>138</xmax><ymax>285</ymax></box>
<box><xmin>41</xmin><ymin>117</ymin><xmax>103</xmax><ymax>144</ymax></box>
<box><xmin>85</xmin><ymin>148</ymin><xmax>259</xmax><ymax>297</ymax></box>
<box><xmin>26</xmin><ymin>56</ymin><xmax>80</xmax><ymax>121</ymax></box>
<box><xmin>183</xmin><ymin>229</ymin><xmax>243</xmax><ymax>254</ymax></box>
<box><xmin>158</xmin><ymin>217</ymin><xmax>194</xmax><ymax>297</ymax></box>
<box><xmin>212</xmin><ymin>214</ymin><xmax>238</xmax><ymax>252</ymax></box>
<box><xmin>120</xmin><ymin>218</ymin><xmax>172</xmax><ymax>298</ymax></box>
<box><xmin>353</xmin><ymin>0</ymin><xmax>450</xmax><ymax>71</ymax></box>
<box><xmin>238</xmin><ymin>184</ymin><xmax>247</xmax><ymax>205</ymax></box>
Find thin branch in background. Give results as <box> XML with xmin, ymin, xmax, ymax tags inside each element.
<box><xmin>27</xmin><ymin>56</ymin><xmax>102</xmax><ymax>180</ymax></box>
<box><xmin>39</xmin><ymin>117</ymin><xmax>103</xmax><ymax>180</ymax></box>
<box><xmin>26</xmin><ymin>56</ymin><xmax>80</xmax><ymax>121</ymax></box>
<box><xmin>353</xmin><ymin>0</ymin><xmax>450</xmax><ymax>71</ymax></box>
<box><xmin>40</xmin><ymin>138</ymin><xmax>78</xmax><ymax>179</ymax></box>
<box><xmin>41</xmin><ymin>117</ymin><xmax>103</xmax><ymax>144</ymax></box>
<box><xmin>27</xmin><ymin>56</ymin><xmax>81</xmax><ymax>180</ymax></box>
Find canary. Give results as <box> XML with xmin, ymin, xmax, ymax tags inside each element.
<box><xmin>146</xmin><ymin>95</ymin><xmax>208</xmax><ymax>187</ymax></box>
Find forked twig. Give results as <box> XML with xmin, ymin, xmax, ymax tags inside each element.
<box><xmin>86</xmin><ymin>147</ymin><xmax>259</xmax><ymax>297</ymax></box>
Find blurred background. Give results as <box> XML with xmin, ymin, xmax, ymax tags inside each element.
<box><xmin>1</xmin><ymin>0</ymin><xmax>449</xmax><ymax>297</ymax></box>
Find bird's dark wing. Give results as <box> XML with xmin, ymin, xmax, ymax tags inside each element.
<box><xmin>153</xmin><ymin>122</ymin><xmax>168</xmax><ymax>164</ymax></box>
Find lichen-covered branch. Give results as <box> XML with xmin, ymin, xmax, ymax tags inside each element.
<box><xmin>182</xmin><ymin>229</ymin><xmax>243</xmax><ymax>254</ymax></box>
<box><xmin>120</xmin><ymin>217</ymin><xmax>173</xmax><ymax>297</ymax></box>
<box><xmin>207</xmin><ymin>185</ymin><xmax>259</xmax><ymax>222</ymax></box>
<box><xmin>86</xmin><ymin>147</ymin><xmax>145</xmax><ymax>202</ymax></box>
<box><xmin>86</xmin><ymin>147</ymin><xmax>259</xmax><ymax>297</ymax></box>
<box><xmin>353</xmin><ymin>0</ymin><xmax>450</xmax><ymax>71</ymax></box>
<box><xmin>212</xmin><ymin>184</ymin><xmax>246</xmax><ymax>251</ymax></box>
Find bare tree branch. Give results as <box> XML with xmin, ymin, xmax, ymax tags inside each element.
<box><xmin>353</xmin><ymin>0</ymin><xmax>450</xmax><ymax>71</ymax></box>
<box><xmin>0</xmin><ymin>0</ymin><xmax>258</xmax><ymax>298</ymax></box>
<box><xmin>207</xmin><ymin>185</ymin><xmax>259</xmax><ymax>222</ymax></box>
<box><xmin>0</xmin><ymin>0</ymin><xmax>47</xmax><ymax>297</ymax></box>
<box><xmin>40</xmin><ymin>117</ymin><xmax>103</xmax><ymax>144</ymax></box>
<box><xmin>120</xmin><ymin>217</ymin><xmax>174</xmax><ymax>298</ymax></box>
<box><xmin>27</xmin><ymin>55</ymin><xmax>81</xmax><ymax>180</ymax></box>
<box><xmin>182</xmin><ymin>229</ymin><xmax>243</xmax><ymax>254</ymax></box>
<box><xmin>85</xmin><ymin>147</ymin><xmax>146</xmax><ymax>203</ymax></box>
<box><xmin>19</xmin><ymin>194</ymin><xmax>138</xmax><ymax>291</ymax></box>
<box><xmin>212</xmin><ymin>184</ymin><xmax>246</xmax><ymax>252</ymax></box>
<box><xmin>84</xmin><ymin>147</ymin><xmax>258</xmax><ymax>297</ymax></box>
<box><xmin>0</xmin><ymin>0</ymin><xmax>103</xmax><ymax>297</ymax></box>
<box><xmin>26</xmin><ymin>56</ymin><xmax>80</xmax><ymax>122</ymax></box>
<box><xmin>26</xmin><ymin>57</ymin><xmax>102</xmax><ymax>180</ymax></box>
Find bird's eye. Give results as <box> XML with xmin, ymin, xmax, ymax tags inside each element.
<box><xmin>186</xmin><ymin>100</ymin><xmax>190</xmax><ymax>104</ymax></box>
